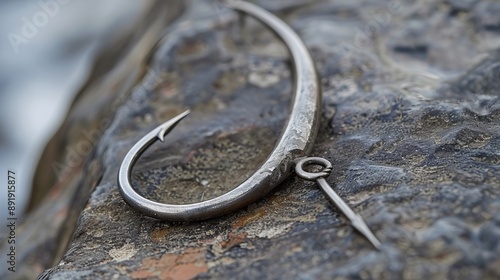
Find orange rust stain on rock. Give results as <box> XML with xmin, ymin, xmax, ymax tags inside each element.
<box><xmin>232</xmin><ymin>208</ymin><xmax>267</xmax><ymax>229</ymax></box>
<box><xmin>130</xmin><ymin>254</ymin><xmax>176</xmax><ymax>279</ymax></box>
<box><xmin>220</xmin><ymin>232</ymin><xmax>247</xmax><ymax>251</ymax></box>
<box><xmin>131</xmin><ymin>248</ymin><xmax>207</xmax><ymax>279</ymax></box>
<box><xmin>267</xmin><ymin>192</ymin><xmax>291</xmax><ymax>206</ymax></box>
<box><xmin>150</xmin><ymin>227</ymin><xmax>169</xmax><ymax>243</ymax></box>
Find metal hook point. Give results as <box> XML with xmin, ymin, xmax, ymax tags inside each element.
<box><xmin>157</xmin><ymin>110</ymin><xmax>190</xmax><ymax>142</ymax></box>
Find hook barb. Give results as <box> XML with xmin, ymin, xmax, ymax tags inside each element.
<box><xmin>157</xmin><ymin>110</ymin><xmax>191</xmax><ymax>142</ymax></box>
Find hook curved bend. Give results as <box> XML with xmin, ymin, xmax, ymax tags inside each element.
<box><xmin>118</xmin><ymin>0</ymin><xmax>321</xmax><ymax>221</ymax></box>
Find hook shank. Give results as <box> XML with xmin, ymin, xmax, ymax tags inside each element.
<box><xmin>316</xmin><ymin>178</ymin><xmax>382</xmax><ymax>250</ymax></box>
<box><xmin>295</xmin><ymin>157</ymin><xmax>382</xmax><ymax>249</ymax></box>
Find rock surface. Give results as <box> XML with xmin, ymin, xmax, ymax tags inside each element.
<box><xmin>2</xmin><ymin>0</ymin><xmax>500</xmax><ymax>279</ymax></box>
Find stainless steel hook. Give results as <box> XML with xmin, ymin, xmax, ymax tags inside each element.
<box><xmin>118</xmin><ymin>0</ymin><xmax>321</xmax><ymax>222</ymax></box>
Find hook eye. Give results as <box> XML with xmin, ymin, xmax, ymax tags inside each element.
<box><xmin>294</xmin><ymin>157</ymin><xmax>332</xmax><ymax>181</ymax></box>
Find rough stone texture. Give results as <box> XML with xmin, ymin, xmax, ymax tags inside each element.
<box><xmin>2</xmin><ymin>0</ymin><xmax>500</xmax><ymax>279</ymax></box>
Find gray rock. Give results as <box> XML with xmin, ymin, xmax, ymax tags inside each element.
<box><xmin>2</xmin><ymin>0</ymin><xmax>500</xmax><ymax>279</ymax></box>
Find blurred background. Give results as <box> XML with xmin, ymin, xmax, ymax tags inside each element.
<box><xmin>0</xmin><ymin>0</ymin><xmax>150</xmax><ymax>229</ymax></box>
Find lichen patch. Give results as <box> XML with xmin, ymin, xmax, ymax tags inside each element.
<box><xmin>108</xmin><ymin>243</ymin><xmax>138</xmax><ymax>262</ymax></box>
